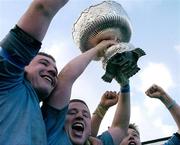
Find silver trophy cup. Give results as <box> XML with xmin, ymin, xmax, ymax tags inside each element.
<box><xmin>72</xmin><ymin>1</ymin><xmax>145</xmax><ymax>85</ymax></box>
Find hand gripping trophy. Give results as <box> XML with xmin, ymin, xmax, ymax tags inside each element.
<box><xmin>72</xmin><ymin>0</ymin><xmax>146</xmax><ymax>86</ymax></box>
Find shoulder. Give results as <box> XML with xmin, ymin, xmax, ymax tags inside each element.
<box><xmin>97</xmin><ymin>131</ymin><xmax>114</xmax><ymax>145</ymax></box>
<box><xmin>164</xmin><ymin>132</ymin><xmax>180</xmax><ymax>145</ymax></box>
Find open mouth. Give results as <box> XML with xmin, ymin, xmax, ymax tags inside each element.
<box><xmin>128</xmin><ymin>141</ymin><xmax>137</xmax><ymax>145</ymax></box>
<box><xmin>72</xmin><ymin>122</ymin><xmax>84</xmax><ymax>132</ymax></box>
<box><xmin>71</xmin><ymin>122</ymin><xmax>85</xmax><ymax>137</ymax></box>
<box><xmin>42</xmin><ymin>75</ymin><xmax>54</xmax><ymax>86</ymax></box>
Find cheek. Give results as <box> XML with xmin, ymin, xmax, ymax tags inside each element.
<box><xmin>64</xmin><ymin>120</ymin><xmax>70</xmax><ymax>132</ymax></box>
<box><xmin>65</xmin><ymin>116</ymin><xmax>73</xmax><ymax>126</ymax></box>
<box><xmin>65</xmin><ymin>117</ymin><xmax>70</xmax><ymax>124</ymax></box>
<box><xmin>25</xmin><ymin>65</ymin><xmax>38</xmax><ymax>75</ymax></box>
<box><xmin>122</xmin><ymin>137</ymin><xmax>129</xmax><ymax>143</ymax></box>
<box><xmin>86</xmin><ymin>120</ymin><xmax>91</xmax><ymax>134</ymax></box>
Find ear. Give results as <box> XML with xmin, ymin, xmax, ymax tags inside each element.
<box><xmin>24</xmin><ymin>65</ymin><xmax>29</xmax><ymax>72</ymax></box>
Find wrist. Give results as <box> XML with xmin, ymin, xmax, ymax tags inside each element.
<box><xmin>93</xmin><ymin>104</ymin><xmax>108</xmax><ymax>119</ymax></box>
<box><xmin>99</xmin><ymin>103</ymin><xmax>109</xmax><ymax>110</ymax></box>
<box><xmin>159</xmin><ymin>96</ymin><xmax>176</xmax><ymax>109</ymax></box>
<box><xmin>120</xmin><ymin>84</ymin><xmax>130</xmax><ymax>93</ymax></box>
<box><xmin>167</xmin><ymin>100</ymin><xmax>176</xmax><ymax>110</ymax></box>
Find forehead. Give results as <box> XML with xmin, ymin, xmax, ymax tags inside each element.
<box><xmin>33</xmin><ymin>54</ymin><xmax>54</xmax><ymax>62</ymax></box>
<box><xmin>128</xmin><ymin>128</ymin><xmax>139</xmax><ymax>136</ymax></box>
<box><xmin>33</xmin><ymin>55</ymin><xmax>57</xmax><ymax>69</ymax></box>
<box><xmin>68</xmin><ymin>102</ymin><xmax>90</xmax><ymax>112</ymax></box>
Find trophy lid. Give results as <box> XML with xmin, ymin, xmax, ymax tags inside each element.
<box><xmin>72</xmin><ymin>0</ymin><xmax>133</xmax><ymax>52</ymax></box>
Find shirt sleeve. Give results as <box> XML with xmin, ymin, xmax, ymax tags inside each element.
<box><xmin>164</xmin><ymin>132</ymin><xmax>180</xmax><ymax>145</ymax></box>
<box><xmin>97</xmin><ymin>131</ymin><xmax>114</xmax><ymax>145</ymax></box>
<box><xmin>0</xmin><ymin>25</ymin><xmax>41</xmax><ymax>83</ymax></box>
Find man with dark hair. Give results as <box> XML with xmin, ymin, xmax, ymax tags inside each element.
<box><xmin>129</xmin><ymin>123</ymin><xmax>140</xmax><ymax>135</ymax></box>
<box><xmin>0</xmin><ymin>0</ymin><xmax>69</xmax><ymax>144</ymax></box>
<box><xmin>119</xmin><ymin>123</ymin><xmax>141</xmax><ymax>145</ymax></box>
<box><xmin>91</xmin><ymin>84</ymin><xmax>180</xmax><ymax>145</ymax></box>
<box><xmin>44</xmin><ymin>77</ymin><xmax>130</xmax><ymax>145</ymax></box>
<box><xmin>90</xmin><ymin>88</ymin><xmax>134</xmax><ymax>145</ymax></box>
<box><xmin>120</xmin><ymin>83</ymin><xmax>180</xmax><ymax>145</ymax></box>
<box><xmin>42</xmin><ymin>39</ymin><xmax>118</xmax><ymax>145</ymax></box>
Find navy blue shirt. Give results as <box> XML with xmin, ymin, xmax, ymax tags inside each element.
<box><xmin>164</xmin><ymin>133</ymin><xmax>180</xmax><ymax>145</ymax></box>
<box><xmin>0</xmin><ymin>26</ymin><xmax>47</xmax><ymax>145</ymax></box>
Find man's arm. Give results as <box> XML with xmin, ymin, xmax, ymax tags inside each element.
<box><xmin>109</xmin><ymin>84</ymin><xmax>130</xmax><ymax>145</ymax></box>
<box><xmin>48</xmin><ymin>40</ymin><xmax>117</xmax><ymax>110</ymax></box>
<box><xmin>91</xmin><ymin>91</ymin><xmax>118</xmax><ymax>137</ymax></box>
<box><xmin>0</xmin><ymin>0</ymin><xmax>69</xmax><ymax>74</ymax></box>
<box><xmin>145</xmin><ymin>84</ymin><xmax>180</xmax><ymax>134</ymax></box>
<box><xmin>17</xmin><ymin>0</ymin><xmax>69</xmax><ymax>41</ymax></box>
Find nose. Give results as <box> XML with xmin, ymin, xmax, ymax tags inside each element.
<box><xmin>128</xmin><ymin>134</ymin><xmax>135</xmax><ymax>140</ymax></box>
<box><xmin>47</xmin><ymin>65</ymin><xmax>57</xmax><ymax>77</ymax></box>
<box><xmin>75</xmin><ymin>112</ymin><xmax>84</xmax><ymax>120</ymax></box>
<box><xmin>46</xmin><ymin>66</ymin><xmax>58</xmax><ymax>86</ymax></box>
<box><xmin>48</xmin><ymin>69</ymin><xmax>57</xmax><ymax>78</ymax></box>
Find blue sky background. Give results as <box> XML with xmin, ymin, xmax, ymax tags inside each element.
<box><xmin>0</xmin><ymin>0</ymin><xmax>180</xmax><ymax>142</ymax></box>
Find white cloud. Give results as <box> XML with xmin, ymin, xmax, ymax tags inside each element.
<box><xmin>130</xmin><ymin>62</ymin><xmax>175</xmax><ymax>141</ymax></box>
<box><xmin>130</xmin><ymin>105</ymin><xmax>163</xmax><ymax>141</ymax></box>
<box><xmin>130</xmin><ymin>104</ymin><xmax>176</xmax><ymax>141</ymax></box>
<box><xmin>131</xmin><ymin>105</ymin><xmax>142</xmax><ymax>123</ymax></box>
<box><xmin>144</xmin><ymin>97</ymin><xmax>160</xmax><ymax>116</ymax></box>
<box><xmin>41</xmin><ymin>40</ymin><xmax>79</xmax><ymax>72</ymax></box>
<box><xmin>153</xmin><ymin>118</ymin><xmax>176</xmax><ymax>137</ymax></box>
<box><xmin>138</xmin><ymin>62</ymin><xmax>173</xmax><ymax>93</ymax></box>
<box><xmin>175</xmin><ymin>44</ymin><xmax>180</xmax><ymax>54</ymax></box>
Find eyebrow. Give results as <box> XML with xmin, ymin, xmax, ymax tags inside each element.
<box><xmin>39</xmin><ymin>58</ymin><xmax>58</xmax><ymax>74</ymax></box>
<box><xmin>68</xmin><ymin>108</ymin><xmax>77</xmax><ymax>111</ymax></box>
<box><xmin>132</xmin><ymin>131</ymin><xmax>140</xmax><ymax>136</ymax></box>
<box><xmin>68</xmin><ymin>108</ymin><xmax>90</xmax><ymax>114</ymax></box>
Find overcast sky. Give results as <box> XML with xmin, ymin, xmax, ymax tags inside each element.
<box><xmin>0</xmin><ymin>0</ymin><xmax>180</xmax><ymax>142</ymax></box>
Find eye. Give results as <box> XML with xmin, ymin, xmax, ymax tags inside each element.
<box><xmin>40</xmin><ymin>61</ymin><xmax>48</xmax><ymax>66</ymax></box>
<box><xmin>83</xmin><ymin>112</ymin><xmax>90</xmax><ymax>118</ymax></box>
<box><xmin>133</xmin><ymin>133</ymin><xmax>139</xmax><ymax>138</ymax></box>
<box><xmin>49</xmin><ymin>70</ymin><xmax>57</xmax><ymax>77</ymax></box>
<box><xmin>68</xmin><ymin>110</ymin><xmax>77</xmax><ymax>115</ymax></box>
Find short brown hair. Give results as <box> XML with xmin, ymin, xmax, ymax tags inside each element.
<box><xmin>129</xmin><ymin>123</ymin><xmax>140</xmax><ymax>136</ymax></box>
<box><xmin>69</xmin><ymin>99</ymin><xmax>90</xmax><ymax>110</ymax></box>
<box><xmin>38</xmin><ymin>52</ymin><xmax>56</xmax><ymax>62</ymax></box>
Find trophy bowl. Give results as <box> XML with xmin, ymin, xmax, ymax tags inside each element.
<box><xmin>72</xmin><ymin>0</ymin><xmax>133</xmax><ymax>54</ymax></box>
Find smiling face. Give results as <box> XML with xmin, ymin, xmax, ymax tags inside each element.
<box><xmin>65</xmin><ymin>101</ymin><xmax>91</xmax><ymax>145</ymax></box>
<box><xmin>120</xmin><ymin>128</ymin><xmax>141</xmax><ymax>145</ymax></box>
<box><xmin>25</xmin><ymin>54</ymin><xmax>58</xmax><ymax>100</ymax></box>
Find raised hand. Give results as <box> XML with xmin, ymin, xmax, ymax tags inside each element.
<box><xmin>145</xmin><ymin>84</ymin><xmax>168</xmax><ymax>99</ymax></box>
<box><xmin>100</xmin><ymin>91</ymin><xmax>119</xmax><ymax>109</ymax></box>
<box><xmin>92</xmin><ymin>40</ymin><xmax>118</xmax><ymax>59</ymax></box>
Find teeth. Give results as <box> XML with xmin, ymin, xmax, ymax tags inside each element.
<box><xmin>44</xmin><ymin>76</ymin><xmax>52</xmax><ymax>84</ymax></box>
<box><xmin>74</xmin><ymin>123</ymin><xmax>83</xmax><ymax>128</ymax></box>
<box><xmin>72</xmin><ymin>122</ymin><xmax>84</xmax><ymax>131</ymax></box>
<box><xmin>129</xmin><ymin>142</ymin><xmax>136</xmax><ymax>145</ymax></box>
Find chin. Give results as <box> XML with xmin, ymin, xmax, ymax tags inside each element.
<box><xmin>71</xmin><ymin>139</ymin><xmax>85</xmax><ymax>145</ymax></box>
<box><xmin>35</xmin><ymin>88</ymin><xmax>51</xmax><ymax>101</ymax></box>
<box><xmin>70</xmin><ymin>135</ymin><xmax>87</xmax><ymax>145</ymax></box>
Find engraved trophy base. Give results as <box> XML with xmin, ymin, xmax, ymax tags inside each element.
<box><xmin>101</xmin><ymin>43</ymin><xmax>146</xmax><ymax>86</ymax></box>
